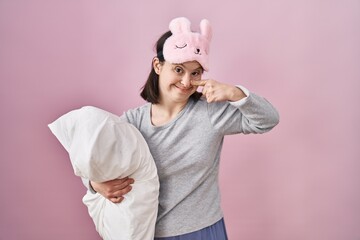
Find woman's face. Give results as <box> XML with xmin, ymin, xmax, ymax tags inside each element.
<box><xmin>154</xmin><ymin>59</ymin><xmax>203</xmax><ymax>104</ymax></box>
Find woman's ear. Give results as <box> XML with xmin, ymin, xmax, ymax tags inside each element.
<box><xmin>153</xmin><ymin>57</ymin><xmax>162</xmax><ymax>75</ymax></box>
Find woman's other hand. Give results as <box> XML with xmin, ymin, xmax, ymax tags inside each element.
<box><xmin>90</xmin><ymin>177</ymin><xmax>134</xmax><ymax>203</ymax></box>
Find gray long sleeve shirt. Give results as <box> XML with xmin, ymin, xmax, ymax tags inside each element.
<box><xmin>121</xmin><ymin>91</ymin><xmax>279</xmax><ymax>237</ymax></box>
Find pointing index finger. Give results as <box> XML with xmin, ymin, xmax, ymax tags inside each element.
<box><xmin>191</xmin><ymin>80</ymin><xmax>207</xmax><ymax>86</ymax></box>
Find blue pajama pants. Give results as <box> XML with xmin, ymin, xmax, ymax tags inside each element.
<box><xmin>154</xmin><ymin>218</ymin><xmax>228</xmax><ymax>240</ymax></box>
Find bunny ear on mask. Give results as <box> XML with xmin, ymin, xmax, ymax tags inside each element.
<box><xmin>169</xmin><ymin>17</ymin><xmax>191</xmax><ymax>34</ymax></box>
<box><xmin>200</xmin><ymin>19</ymin><xmax>212</xmax><ymax>42</ymax></box>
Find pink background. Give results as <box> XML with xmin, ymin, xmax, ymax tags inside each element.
<box><xmin>1</xmin><ymin>0</ymin><xmax>359</xmax><ymax>239</ymax></box>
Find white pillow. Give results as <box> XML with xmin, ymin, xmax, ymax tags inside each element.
<box><xmin>48</xmin><ymin>106</ymin><xmax>159</xmax><ymax>240</ymax></box>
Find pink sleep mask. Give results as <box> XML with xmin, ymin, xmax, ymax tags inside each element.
<box><xmin>162</xmin><ymin>17</ymin><xmax>212</xmax><ymax>71</ymax></box>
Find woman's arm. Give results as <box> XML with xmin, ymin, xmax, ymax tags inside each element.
<box><xmin>192</xmin><ymin>79</ymin><xmax>279</xmax><ymax>134</ymax></box>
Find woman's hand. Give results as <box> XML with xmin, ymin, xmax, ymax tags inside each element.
<box><xmin>90</xmin><ymin>177</ymin><xmax>134</xmax><ymax>203</ymax></box>
<box><xmin>191</xmin><ymin>79</ymin><xmax>246</xmax><ymax>103</ymax></box>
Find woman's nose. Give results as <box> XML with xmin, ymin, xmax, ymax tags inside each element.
<box><xmin>180</xmin><ymin>74</ymin><xmax>191</xmax><ymax>87</ymax></box>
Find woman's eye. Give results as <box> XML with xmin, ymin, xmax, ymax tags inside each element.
<box><xmin>192</xmin><ymin>71</ymin><xmax>201</xmax><ymax>77</ymax></box>
<box><xmin>175</xmin><ymin>67</ymin><xmax>183</xmax><ymax>73</ymax></box>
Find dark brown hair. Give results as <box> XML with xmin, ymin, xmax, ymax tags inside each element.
<box><xmin>140</xmin><ymin>31</ymin><xmax>202</xmax><ymax>103</ymax></box>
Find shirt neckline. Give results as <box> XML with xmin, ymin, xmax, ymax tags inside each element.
<box><xmin>147</xmin><ymin>99</ymin><xmax>193</xmax><ymax>130</ymax></box>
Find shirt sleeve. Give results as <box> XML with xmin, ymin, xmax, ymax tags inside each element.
<box><xmin>81</xmin><ymin>177</ymin><xmax>97</xmax><ymax>193</ymax></box>
<box><xmin>207</xmin><ymin>86</ymin><xmax>279</xmax><ymax>135</ymax></box>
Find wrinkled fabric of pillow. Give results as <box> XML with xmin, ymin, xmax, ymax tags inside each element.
<box><xmin>48</xmin><ymin>106</ymin><xmax>159</xmax><ymax>240</ymax></box>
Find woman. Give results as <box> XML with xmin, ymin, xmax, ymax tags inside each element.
<box><xmin>86</xmin><ymin>17</ymin><xmax>279</xmax><ymax>239</ymax></box>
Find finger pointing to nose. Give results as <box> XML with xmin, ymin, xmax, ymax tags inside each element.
<box><xmin>191</xmin><ymin>80</ymin><xmax>207</xmax><ymax>86</ymax></box>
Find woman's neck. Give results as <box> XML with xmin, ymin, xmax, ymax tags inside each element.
<box><xmin>150</xmin><ymin>100</ymin><xmax>188</xmax><ymax>126</ymax></box>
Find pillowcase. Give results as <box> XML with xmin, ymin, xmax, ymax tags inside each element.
<box><xmin>48</xmin><ymin>106</ymin><xmax>159</xmax><ymax>240</ymax></box>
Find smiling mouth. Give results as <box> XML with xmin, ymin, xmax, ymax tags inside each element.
<box><xmin>175</xmin><ymin>85</ymin><xmax>193</xmax><ymax>91</ymax></box>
